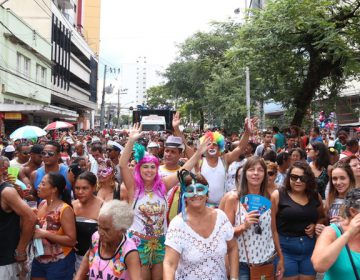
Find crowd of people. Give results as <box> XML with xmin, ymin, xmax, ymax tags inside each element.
<box><xmin>0</xmin><ymin>114</ymin><xmax>360</xmax><ymax>280</ymax></box>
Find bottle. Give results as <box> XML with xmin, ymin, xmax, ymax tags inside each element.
<box><xmin>33</xmin><ymin>225</ymin><xmax>44</xmax><ymax>257</ymax></box>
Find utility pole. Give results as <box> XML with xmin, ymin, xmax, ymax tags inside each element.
<box><xmin>117</xmin><ymin>89</ymin><xmax>120</xmax><ymax>128</ymax></box>
<box><xmin>100</xmin><ymin>65</ymin><xmax>107</xmax><ymax>130</ymax></box>
<box><xmin>245</xmin><ymin>67</ymin><xmax>251</xmax><ymax>119</ymax></box>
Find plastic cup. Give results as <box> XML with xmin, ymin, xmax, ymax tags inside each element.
<box><xmin>7</xmin><ymin>167</ymin><xmax>20</xmax><ymax>178</ymax></box>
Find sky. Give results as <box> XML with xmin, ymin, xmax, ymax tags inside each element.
<box><xmin>98</xmin><ymin>0</ymin><xmax>245</xmax><ymax>107</ymax></box>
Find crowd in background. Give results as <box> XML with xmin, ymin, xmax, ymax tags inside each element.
<box><xmin>0</xmin><ymin>115</ymin><xmax>360</xmax><ymax>280</ymax></box>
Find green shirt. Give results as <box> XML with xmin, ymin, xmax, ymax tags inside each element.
<box><xmin>324</xmin><ymin>224</ymin><xmax>360</xmax><ymax>280</ymax></box>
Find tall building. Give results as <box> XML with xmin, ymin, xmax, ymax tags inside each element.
<box><xmin>2</xmin><ymin>0</ymin><xmax>99</xmax><ymax>131</ymax></box>
<box><xmin>81</xmin><ymin>0</ymin><xmax>101</xmax><ymax>55</ymax></box>
<box><xmin>135</xmin><ymin>56</ymin><xmax>147</xmax><ymax>106</ymax></box>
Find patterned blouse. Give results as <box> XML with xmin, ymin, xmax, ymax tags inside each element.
<box><xmin>235</xmin><ymin>202</ymin><xmax>275</xmax><ymax>264</ymax></box>
<box><xmin>165</xmin><ymin>209</ymin><xmax>234</xmax><ymax>280</ymax></box>
<box><xmin>88</xmin><ymin>232</ymin><xmax>137</xmax><ymax>280</ymax></box>
<box><xmin>36</xmin><ymin>201</ymin><xmax>73</xmax><ymax>263</ymax></box>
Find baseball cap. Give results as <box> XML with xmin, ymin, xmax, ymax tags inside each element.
<box><xmin>165</xmin><ymin>136</ymin><xmax>185</xmax><ymax>150</ymax></box>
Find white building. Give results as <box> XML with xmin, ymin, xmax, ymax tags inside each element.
<box><xmin>135</xmin><ymin>56</ymin><xmax>147</xmax><ymax>106</ymax></box>
<box><xmin>3</xmin><ymin>0</ymin><xmax>98</xmax><ymax>130</ymax></box>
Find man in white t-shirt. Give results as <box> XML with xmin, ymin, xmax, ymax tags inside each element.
<box><xmin>199</xmin><ymin>119</ymin><xmax>253</xmax><ymax>207</ymax></box>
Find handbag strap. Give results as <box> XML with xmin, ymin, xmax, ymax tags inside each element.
<box><xmin>337</xmin><ymin>224</ymin><xmax>360</xmax><ymax>280</ymax></box>
<box><xmin>239</xmin><ymin>199</ymin><xmax>252</xmax><ymax>266</ymax></box>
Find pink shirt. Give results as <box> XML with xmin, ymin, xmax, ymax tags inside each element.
<box><xmin>88</xmin><ymin>232</ymin><xmax>137</xmax><ymax>280</ymax></box>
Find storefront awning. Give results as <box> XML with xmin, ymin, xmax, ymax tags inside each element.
<box><xmin>0</xmin><ymin>104</ymin><xmax>79</xmax><ymax>119</ymax></box>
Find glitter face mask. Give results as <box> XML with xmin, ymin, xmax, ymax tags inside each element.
<box><xmin>183</xmin><ymin>184</ymin><xmax>209</xmax><ymax>198</ymax></box>
<box><xmin>97</xmin><ymin>166</ymin><xmax>113</xmax><ymax>178</ymax></box>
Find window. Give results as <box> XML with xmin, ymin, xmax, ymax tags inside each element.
<box><xmin>23</xmin><ymin>56</ymin><xmax>31</xmax><ymax>77</ymax></box>
<box><xmin>16</xmin><ymin>53</ymin><xmax>22</xmax><ymax>72</ymax></box>
<box><xmin>36</xmin><ymin>64</ymin><xmax>46</xmax><ymax>84</ymax></box>
<box><xmin>4</xmin><ymin>98</ymin><xmax>14</xmax><ymax>104</ymax></box>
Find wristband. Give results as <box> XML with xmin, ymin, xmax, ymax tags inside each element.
<box><xmin>14</xmin><ymin>249</ymin><xmax>27</xmax><ymax>258</ymax></box>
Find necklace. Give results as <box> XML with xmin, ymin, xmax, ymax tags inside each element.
<box><xmin>96</xmin><ymin>233</ymin><xmax>125</xmax><ymax>279</ymax></box>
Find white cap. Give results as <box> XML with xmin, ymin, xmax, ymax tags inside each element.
<box><xmin>148</xmin><ymin>142</ymin><xmax>160</xmax><ymax>148</ymax></box>
<box><xmin>4</xmin><ymin>145</ymin><xmax>15</xmax><ymax>152</ymax></box>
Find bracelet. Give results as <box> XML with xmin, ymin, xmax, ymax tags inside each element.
<box><xmin>14</xmin><ymin>249</ymin><xmax>27</xmax><ymax>258</ymax></box>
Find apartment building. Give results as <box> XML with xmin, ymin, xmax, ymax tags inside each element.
<box><xmin>2</xmin><ymin>0</ymin><xmax>99</xmax><ymax>131</ymax></box>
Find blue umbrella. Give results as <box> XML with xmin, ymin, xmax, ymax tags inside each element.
<box><xmin>10</xmin><ymin>125</ymin><xmax>47</xmax><ymax>140</ymax></box>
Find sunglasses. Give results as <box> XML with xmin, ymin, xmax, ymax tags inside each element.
<box><xmin>41</xmin><ymin>151</ymin><xmax>56</xmax><ymax>157</ymax></box>
<box><xmin>21</xmin><ymin>151</ymin><xmax>30</xmax><ymax>155</ymax></box>
<box><xmin>184</xmin><ymin>184</ymin><xmax>209</xmax><ymax>198</ymax></box>
<box><xmin>267</xmin><ymin>171</ymin><xmax>276</xmax><ymax>176</ymax></box>
<box><xmin>289</xmin><ymin>174</ymin><xmax>307</xmax><ymax>183</ymax></box>
<box><xmin>254</xmin><ymin>223</ymin><xmax>262</xmax><ymax>235</ymax></box>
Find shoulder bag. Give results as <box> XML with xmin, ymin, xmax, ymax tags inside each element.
<box><xmin>337</xmin><ymin>224</ymin><xmax>360</xmax><ymax>280</ymax></box>
<box><xmin>240</xmin><ymin>200</ymin><xmax>275</xmax><ymax>280</ymax></box>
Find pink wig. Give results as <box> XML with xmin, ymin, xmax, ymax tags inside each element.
<box><xmin>134</xmin><ymin>155</ymin><xmax>166</xmax><ymax>198</ymax></box>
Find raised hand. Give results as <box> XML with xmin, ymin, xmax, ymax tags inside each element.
<box><xmin>198</xmin><ymin>136</ymin><xmax>212</xmax><ymax>155</ymax></box>
<box><xmin>244</xmin><ymin>117</ymin><xmax>258</xmax><ymax>132</ymax></box>
<box><xmin>129</xmin><ymin>123</ymin><xmax>143</xmax><ymax>142</ymax></box>
<box><xmin>172</xmin><ymin>112</ymin><xmax>181</xmax><ymax>128</ymax></box>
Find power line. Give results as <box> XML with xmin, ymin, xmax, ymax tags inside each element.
<box><xmin>32</xmin><ymin>0</ymin><xmax>51</xmax><ymax>18</ymax></box>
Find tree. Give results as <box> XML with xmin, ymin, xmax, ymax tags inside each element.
<box><xmin>146</xmin><ymin>86</ymin><xmax>173</xmax><ymax>109</ymax></box>
<box><xmin>229</xmin><ymin>0</ymin><xmax>360</xmax><ymax>126</ymax></box>
<box><xmin>162</xmin><ymin>21</ymin><xmax>242</xmax><ymax>130</ymax></box>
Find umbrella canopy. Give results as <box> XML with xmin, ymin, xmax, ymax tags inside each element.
<box><xmin>10</xmin><ymin>125</ymin><xmax>47</xmax><ymax>139</ymax></box>
<box><xmin>44</xmin><ymin>121</ymin><xmax>74</xmax><ymax>131</ymax></box>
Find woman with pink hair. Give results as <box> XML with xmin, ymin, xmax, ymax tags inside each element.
<box><xmin>119</xmin><ymin>123</ymin><xmax>209</xmax><ymax>280</ymax></box>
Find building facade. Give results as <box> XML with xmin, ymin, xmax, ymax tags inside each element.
<box><xmin>2</xmin><ymin>0</ymin><xmax>99</xmax><ymax>133</ymax></box>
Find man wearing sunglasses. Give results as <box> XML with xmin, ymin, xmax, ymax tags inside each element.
<box><xmin>9</xmin><ymin>142</ymin><xmax>31</xmax><ymax>169</ymax></box>
<box><xmin>30</xmin><ymin>141</ymin><xmax>72</xmax><ymax>198</ymax></box>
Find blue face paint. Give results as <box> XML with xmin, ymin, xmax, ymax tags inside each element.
<box><xmin>183</xmin><ymin>183</ymin><xmax>209</xmax><ymax>198</ymax></box>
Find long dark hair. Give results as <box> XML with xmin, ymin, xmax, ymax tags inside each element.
<box><xmin>238</xmin><ymin>156</ymin><xmax>269</xmax><ymax>199</ymax></box>
<box><xmin>283</xmin><ymin>161</ymin><xmax>318</xmax><ymax>200</ymax></box>
<box><xmin>47</xmin><ymin>172</ymin><xmax>72</xmax><ymax>206</ymax></box>
<box><xmin>312</xmin><ymin>141</ymin><xmax>330</xmax><ymax>170</ymax></box>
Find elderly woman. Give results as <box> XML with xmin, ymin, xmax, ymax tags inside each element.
<box><xmin>311</xmin><ymin>188</ymin><xmax>360</xmax><ymax>278</ymax></box>
<box><xmin>220</xmin><ymin>156</ymin><xmax>284</xmax><ymax>280</ymax></box>
<box><xmin>120</xmin><ymin>124</ymin><xmax>209</xmax><ymax>280</ymax></box>
<box><xmin>74</xmin><ymin>200</ymin><xmax>142</xmax><ymax>280</ymax></box>
<box><xmin>163</xmin><ymin>171</ymin><xmax>238</xmax><ymax>279</ymax></box>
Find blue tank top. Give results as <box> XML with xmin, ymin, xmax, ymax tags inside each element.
<box><xmin>324</xmin><ymin>224</ymin><xmax>360</xmax><ymax>280</ymax></box>
<box><xmin>34</xmin><ymin>164</ymin><xmax>72</xmax><ymax>191</ymax></box>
